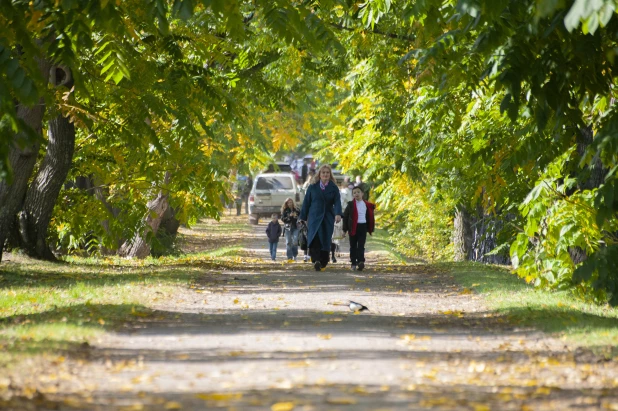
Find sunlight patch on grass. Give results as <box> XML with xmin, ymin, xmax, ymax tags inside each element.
<box><xmin>446</xmin><ymin>262</ymin><xmax>618</xmax><ymax>347</ymax></box>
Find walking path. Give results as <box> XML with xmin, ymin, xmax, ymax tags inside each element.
<box><xmin>3</xmin><ymin>216</ymin><xmax>618</xmax><ymax>410</ymax></box>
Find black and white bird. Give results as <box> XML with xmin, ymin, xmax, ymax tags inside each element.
<box><xmin>349</xmin><ymin>300</ymin><xmax>369</xmax><ymax>312</ymax></box>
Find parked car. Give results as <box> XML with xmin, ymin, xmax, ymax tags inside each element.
<box><xmin>262</xmin><ymin>162</ymin><xmax>293</xmax><ymax>173</ymax></box>
<box><xmin>248</xmin><ymin>173</ymin><xmax>304</xmax><ymax>225</ymax></box>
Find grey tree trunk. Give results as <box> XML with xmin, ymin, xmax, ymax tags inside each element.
<box><xmin>0</xmin><ymin>57</ymin><xmax>53</xmax><ymax>262</ymax></box>
<box><xmin>19</xmin><ymin>66</ymin><xmax>75</xmax><ymax>260</ymax></box>
<box><xmin>118</xmin><ymin>173</ymin><xmax>171</xmax><ymax>259</ymax></box>
<box><xmin>453</xmin><ymin>206</ymin><xmax>472</xmax><ymax>262</ymax></box>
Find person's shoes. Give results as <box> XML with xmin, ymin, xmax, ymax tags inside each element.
<box><xmin>304</xmin><ymin>255</ymin><xmax>309</xmax><ymax>262</ymax></box>
<box><xmin>351</xmin><ymin>264</ymin><xmax>356</xmax><ymax>271</ymax></box>
<box><xmin>314</xmin><ymin>261</ymin><xmax>322</xmax><ymax>271</ymax></box>
<box><xmin>332</xmin><ymin>255</ymin><xmax>337</xmax><ymax>263</ymax></box>
<box><xmin>357</xmin><ymin>262</ymin><xmax>364</xmax><ymax>271</ymax></box>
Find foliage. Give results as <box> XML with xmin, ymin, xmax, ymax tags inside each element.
<box><xmin>298</xmin><ymin>0</ymin><xmax>618</xmax><ymax>304</ymax></box>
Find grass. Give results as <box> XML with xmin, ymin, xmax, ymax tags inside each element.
<box><xmin>0</xmin><ymin>216</ymin><xmax>257</xmax><ymax>368</ymax></box>
<box><xmin>0</xmin><ymin>258</ymin><xmax>198</xmax><ymax>368</ymax></box>
<box><xmin>369</xmin><ymin>229</ymin><xmax>425</xmax><ymax>264</ymax></box>
<box><xmin>446</xmin><ymin>262</ymin><xmax>618</xmax><ymax>347</ymax></box>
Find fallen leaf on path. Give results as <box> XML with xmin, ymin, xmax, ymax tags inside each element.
<box><xmin>287</xmin><ymin>360</ymin><xmax>311</xmax><ymax>368</ymax></box>
<box><xmin>271</xmin><ymin>402</ymin><xmax>295</xmax><ymax>411</ymax></box>
<box><xmin>195</xmin><ymin>392</ymin><xmax>243</xmax><ymax>402</ymax></box>
<box><xmin>414</xmin><ymin>289</ymin><xmax>420</xmax><ymax>292</ymax></box>
<box><xmin>317</xmin><ymin>334</ymin><xmax>332</xmax><ymax>340</ymax></box>
<box><xmin>164</xmin><ymin>401</ymin><xmax>183</xmax><ymax>409</ymax></box>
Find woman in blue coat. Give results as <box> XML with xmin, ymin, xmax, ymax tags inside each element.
<box><xmin>300</xmin><ymin>164</ymin><xmax>343</xmax><ymax>271</ymax></box>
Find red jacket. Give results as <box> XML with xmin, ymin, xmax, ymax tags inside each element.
<box><xmin>342</xmin><ymin>200</ymin><xmax>375</xmax><ymax>236</ymax></box>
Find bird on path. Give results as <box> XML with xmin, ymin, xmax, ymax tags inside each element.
<box><xmin>349</xmin><ymin>301</ymin><xmax>369</xmax><ymax>312</ymax></box>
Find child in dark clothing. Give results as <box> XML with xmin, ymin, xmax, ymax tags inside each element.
<box><xmin>342</xmin><ymin>186</ymin><xmax>376</xmax><ymax>271</ymax></box>
<box><xmin>265</xmin><ymin>213</ymin><xmax>282</xmax><ymax>261</ymax></box>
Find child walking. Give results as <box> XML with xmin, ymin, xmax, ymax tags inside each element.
<box><xmin>342</xmin><ymin>186</ymin><xmax>375</xmax><ymax>271</ymax></box>
<box><xmin>331</xmin><ymin>219</ymin><xmax>344</xmax><ymax>263</ymax></box>
<box><xmin>266</xmin><ymin>213</ymin><xmax>282</xmax><ymax>261</ymax></box>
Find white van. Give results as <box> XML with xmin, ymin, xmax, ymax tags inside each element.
<box><xmin>248</xmin><ymin>173</ymin><xmax>304</xmax><ymax>224</ymax></box>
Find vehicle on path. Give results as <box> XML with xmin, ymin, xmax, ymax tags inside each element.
<box><xmin>248</xmin><ymin>173</ymin><xmax>304</xmax><ymax>225</ymax></box>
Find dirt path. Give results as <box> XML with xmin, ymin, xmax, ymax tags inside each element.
<box><xmin>4</xmin><ymin>216</ymin><xmax>618</xmax><ymax>410</ymax></box>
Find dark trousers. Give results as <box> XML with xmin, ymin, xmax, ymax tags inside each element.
<box><xmin>309</xmin><ymin>237</ymin><xmax>330</xmax><ymax>267</ymax></box>
<box><xmin>349</xmin><ymin>223</ymin><xmax>368</xmax><ymax>265</ymax></box>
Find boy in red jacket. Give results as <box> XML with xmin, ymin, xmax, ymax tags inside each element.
<box><xmin>342</xmin><ymin>186</ymin><xmax>375</xmax><ymax>271</ymax></box>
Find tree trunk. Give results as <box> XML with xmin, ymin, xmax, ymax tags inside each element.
<box><xmin>577</xmin><ymin>126</ymin><xmax>606</xmax><ymax>191</ymax></box>
<box><xmin>0</xmin><ymin>57</ymin><xmax>53</xmax><ymax>262</ymax></box>
<box><xmin>19</xmin><ymin>66</ymin><xmax>75</xmax><ymax>260</ymax></box>
<box><xmin>453</xmin><ymin>206</ymin><xmax>472</xmax><ymax>261</ymax></box>
<box><xmin>118</xmin><ymin>173</ymin><xmax>171</xmax><ymax>259</ymax></box>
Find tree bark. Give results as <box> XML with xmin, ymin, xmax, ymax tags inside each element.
<box><xmin>0</xmin><ymin>57</ymin><xmax>53</xmax><ymax>262</ymax></box>
<box><xmin>118</xmin><ymin>173</ymin><xmax>171</xmax><ymax>259</ymax></box>
<box><xmin>19</xmin><ymin>66</ymin><xmax>75</xmax><ymax>260</ymax></box>
<box><xmin>453</xmin><ymin>206</ymin><xmax>472</xmax><ymax>261</ymax></box>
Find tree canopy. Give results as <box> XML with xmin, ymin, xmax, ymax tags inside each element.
<box><xmin>1</xmin><ymin>0</ymin><xmax>617</xmax><ymax>304</ymax></box>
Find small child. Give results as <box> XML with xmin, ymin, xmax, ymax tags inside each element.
<box><xmin>265</xmin><ymin>213</ymin><xmax>282</xmax><ymax>261</ymax></box>
<box><xmin>331</xmin><ymin>220</ymin><xmax>344</xmax><ymax>263</ymax></box>
<box><xmin>342</xmin><ymin>185</ymin><xmax>376</xmax><ymax>271</ymax></box>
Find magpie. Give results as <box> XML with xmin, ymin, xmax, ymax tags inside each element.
<box><xmin>349</xmin><ymin>300</ymin><xmax>369</xmax><ymax>312</ymax></box>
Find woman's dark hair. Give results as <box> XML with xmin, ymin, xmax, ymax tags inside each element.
<box><xmin>352</xmin><ymin>185</ymin><xmax>364</xmax><ymax>193</ymax></box>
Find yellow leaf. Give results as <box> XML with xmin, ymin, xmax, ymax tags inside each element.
<box><xmin>271</xmin><ymin>402</ymin><xmax>295</xmax><ymax>411</ymax></box>
<box><xmin>287</xmin><ymin>360</ymin><xmax>311</xmax><ymax>368</ymax></box>
<box><xmin>414</xmin><ymin>288</ymin><xmax>420</xmax><ymax>292</ymax></box>
<box><xmin>459</xmin><ymin>288</ymin><xmax>473</xmax><ymax>295</ymax></box>
<box><xmin>364</xmin><ymin>288</ymin><xmax>371</xmax><ymax>292</ymax></box>
<box><xmin>471</xmin><ymin>404</ymin><xmax>490</xmax><ymax>411</ymax></box>
<box><xmin>323</xmin><ymin>311</ymin><xmax>335</xmax><ymax>315</ymax></box>
<box><xmin>164</xmin><ymin>401</ymin><xmax>183</xmax><ymax>409</ymax></box>
<box><xmin>317</xmin><ymin>334</ymin><xmax>332</xmax><ymax>340</ymax></box>
<box><xmin>98</xmin><ymin>318</ymin><xmax>106</xmax><ymax>325</ymax></box>
<box><xmin>195</xmin><ymin>393</ymin><xmax>243</xmax><ymax>402</ymax></box>
<box><xmin>400</xmin><ymin>334</ymin><xmax>415</xmax><ymax>342</ymax></box>
<box><xmin>233</xmin><ymin>298</ymin><xmax>239</xmax><ymax>304</ymax></box>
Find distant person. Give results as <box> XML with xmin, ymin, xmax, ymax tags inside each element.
<box><xmin>301</xmin><ymin>159</ymin><xmax>309</xmax><ymax>183</ymax></box>
<box><xmin>242</xmin><ymin>176</ymin><xmax>253</xmax><ymax>214</ymax></box>
<box><xmin>265</xmin><ymin>213</ymin><xmax>282</xmax><ymax>261</ymax></box>
<box><xmin>340</xmin><ymin>176</ymin><xmax>353</xmax><ymax>208</ymax></box>
<box><xmin>355</xmin><ymin>175</ymin><xmax>371</xmax><ymax>201</ymax></box>
<box><xmin>343</xmin><ymin>185</ymin><xmax>375</xmax><ymax>271</ymax></box>
<box><xmin>302</xmin><ymin>170</ymin><xmax>315</xmax><ymax>190</ymax></box>
<box><xmin>281</xmin><ymin>198</ymin><xmax>300</xmax><ymax>262</ymax></box>
<box><xmin>299</xmin><ymin>164</ymin><xmax>342</xmax><ymax>271</ymax></box>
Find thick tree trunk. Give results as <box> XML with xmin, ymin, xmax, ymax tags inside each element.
<box><xmin>453</xmin><ymin>206</ymin><xmax>472</xmax><ymax>262</ymax></box>
<box><xmin>0</xmin><ymin>57</ymin><xmax>53</xmax><ymax>262</ymax></box>
<box><xmin>19</xmin><ymin>66</ymin><xmax>75</xmax><ymax>260</ymax></box>
<box><xmin>118</xmin><ymin>173</ymin><xmax>171</xmax><ymax>259</ymax></box>
<box><xmin>577</xmin><ymin>126</ymin><xmax>606</xmax><ymax>191</ymax></box>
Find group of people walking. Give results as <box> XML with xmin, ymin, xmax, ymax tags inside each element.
<box><xmin>265</xmin><ymin>164</ymin><xmax>375</xmax><ymax>271</ymax></box>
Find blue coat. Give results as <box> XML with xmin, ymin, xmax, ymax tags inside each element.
<box><xmin>300</xmin><ymin>182</ymin><xmax>343</xmax><ymax>251</ymax></box>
